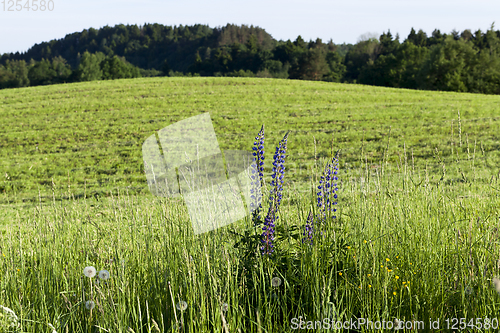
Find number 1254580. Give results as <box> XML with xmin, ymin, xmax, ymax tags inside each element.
<box><xmin>2</xmin><ymin>0</ymin><xmax>54</xmax><ymax>11</ymax></box>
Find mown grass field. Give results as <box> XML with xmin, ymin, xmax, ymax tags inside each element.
<box><xmin>1</xmin><ymin>77</ymin><xmax>500</xmax><ymax>332</ymax></box>
<box><xmin>1</xmin><ymin>77</ymin><xmax>500</xmax><ymax>205</ymax></box>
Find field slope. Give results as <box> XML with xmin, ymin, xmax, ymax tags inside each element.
<box><xmin>1</xmin><ymin>76</ymin><xmax>500</xmax><ymax>205</ymax></box>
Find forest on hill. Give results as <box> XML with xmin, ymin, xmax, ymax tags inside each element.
<box><xmin>1</xmin><ymin>23</ymin><xmax>500</xmax><ymax>94</ymax></box>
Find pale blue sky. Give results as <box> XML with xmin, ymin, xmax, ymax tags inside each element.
<box><xmin>0</xmin><ymin>0</ymin><xmax>498</xmax><ymax>54</ymax></box>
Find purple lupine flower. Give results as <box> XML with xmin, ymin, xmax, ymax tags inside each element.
<box><xmin>302</xmin><ymin>210</ymin><xmax>314</xmax><ymax>244</ymax></box>
<box><xmin>261</xmin><ymin>132</ymin><xmax>289</xmax><ymax>255</ymax></box>
<box><xmin>326</xmin><ymin>152</ymin><xmax>339</xmax><ymax>218</ymax></box>
<box><xmin>251</xmin><ymin>125</ymin><xmax>265</xmax><ymax>226</ymax></box>
<box><xmin>319</xmin><ymin>152</ymin><xmax>339</xmax><ymax>219</ymax></box>
<box><xmin>308</xmin><ymin>152</ymin><xmax>340</xmax><ymax>242</ymax></box>
<box><xmin>255</xmin><ymin>125</ymin><xmax>265</xmax><ymax>187</ymax></box>
<box><xmin>261</xmin><ymin>206</ymin><xmax>276</xmax><ymax>254</ymax></box>
<box><xmin>317</xmin><ymin>172</ymin><xmax>326</xmax><ymax>221</ymax></box>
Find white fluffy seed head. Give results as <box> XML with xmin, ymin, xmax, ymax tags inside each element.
<box><xmin>83</xmin><ymin>266</ymin><xmax>96</xmax><ymax>278</ymax></box>
<box><xmin>85</xmin><ymin>301</ymin><xmax>95</xmax><ymax>310</ymax></box>
<box><xmin>98</xmin><ymin>270</ymin><xmax>110</xmax><ymax>280</ymax></box>
<box><xmin>221</xmin><ymin>303</ymin><xmax>229</xmax><ymax>312</ymax></box>
<box><xmin>271</xmin><ymin>276</ymin><xmax>282</xmax><ymax>287</ymax></box>
<box><xmin>176</xmin><ymin>301</ymin><xmax>188</xmax><ymax>311</ymax></box>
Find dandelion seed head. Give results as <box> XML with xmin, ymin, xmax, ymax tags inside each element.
<box><xmin>85</xmin><ymin>300</ymin><xmax>95</xmax><ymax>310</ymax></box>
<box><xmin>271</xmin><ymin>276</ymin><xmax>282</xmax><ymax>287</ymax></box>
<box><xmin>465</xmin><ymin>286</ymin><xmax>473</xmax><ymax>295</ymax></box>
<box><xmin>221</xmin><ymin>303</ymin><xmax>229</xmax><ymax>312</ymax></box>
<box><xmin>98</xmin><ymin>270</ymin><xmax>110</xmax><ymax>280</ymax></box>
<box><xmin>83</xmin><ymin>266</ymin><xmax>96</xmax><ymax>278</ymax></box>
<box><xmin>176</xmin><ymin>301</ymin><xmax>188</xmax><ymax>311</ymax></box>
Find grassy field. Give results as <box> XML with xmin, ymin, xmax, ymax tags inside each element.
<box><xmin>1</xmin><ymin>77</ymin><xmax>500</xmax><ymax>204</ymax></box>
<box><xmin>1</xmin><ymin>77</ymin><xmax>500</xmax><ymax>332</ymax></box>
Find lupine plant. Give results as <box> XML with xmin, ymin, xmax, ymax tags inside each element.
<box><xmin>261</xmin><ymin>132</ymin><xmax>289</xmax><ymax>255</ymax></box>
<box><xmin>247</xmin><ymin>126</ymin><xmax>337</xmax><ymax>254</ymax></box>
<box><xmin>317</xmin><ymin>152</ymin><xmax>339</xmax><ymax>220</ymax></box>
<box><xmin>302</xmin><ymin>210</ymin><xmax>315</xmax><ymax>244</ymax></box>
<box><xmin>303</xmin><ymin>152</ymin><xmax>340</xmax><ymax>243</ymax></box>
<box><xmin>250</xmin><ymin>125</ymin><xmax>265</xmax><ymax>227</ymax></box>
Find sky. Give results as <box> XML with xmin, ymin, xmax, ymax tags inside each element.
<box><xmin>0</xmin><ymin>0</ymin><xmax>499</xmax><ymax>54</ymax></box>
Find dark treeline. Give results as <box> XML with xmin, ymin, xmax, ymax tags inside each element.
<box><xmin>1</xmin><ymin>23</ymin><xmax>500</xmax><ymax>94</ymax></box>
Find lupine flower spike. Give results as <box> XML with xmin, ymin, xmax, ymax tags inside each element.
<box><xmin>251</xmin><ymin>125</ymin><xmax>265</xmax><ymax>226</ymax></box>
<box><xmin>308</xmin><ymin>152</ymin><xmax>339</xmax><ymax>242</ymax></box>
<box><xmin>329</xmin><ymin>152</ymin><xmax>339</xmax><ymax>219</ymax></box>
<box><xmin>318</xmin><ymin>152</ymin><xmax>339</xmax><ymax>220</ymax></box>
<box><xmin>261</xmin><ymin>132</ymin><xmax>289</xmax><ymax>255</ymax></box>
<box><xmin>302</xmin><ymin>210</ymin><xmax>314</xmax><ymax>244</ymax></box>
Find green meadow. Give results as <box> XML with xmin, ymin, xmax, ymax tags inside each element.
<box><xmin>1</xmin><ymin>77</ymin><xmax>500</xmax><ymax>332</ymax></box>
<box><xmin>1</xmin><ymin>77</ymin><xmax>500</xmax><ymax>204</ymax></box>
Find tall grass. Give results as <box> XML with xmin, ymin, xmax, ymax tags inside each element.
<box><xmin>1</xmin><ymin>127</ymin><xmax>500</xmax><ymax>332</ymax></box>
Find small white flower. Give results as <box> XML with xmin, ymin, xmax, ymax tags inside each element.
<box><xmin>83</xmin><ymin>266</ymin><xmax>96</xmax><ymax>278</ymax></box>
<box><xmin>271</xmin><ymin>276</ymin><xmax>282</xmax><ymax>287</ymax></box>
<box><xmin>98</xmin><ymin>270</ymin><xmax>110</xmax><ymax>280</ymax></box>
<box><xmin>176</xmin><ymin>301</ymin><xmax>188</xmax><ymax>311</ymax></box>
<box><xmin>221</xmin><ymin>303</ymin><xmax>229</xmax><ymax>312</ymax></box>
<box><xmin>85</xmin><ymin>301</ymin><xmax>95</xmax><ymax>310</ymax></box>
